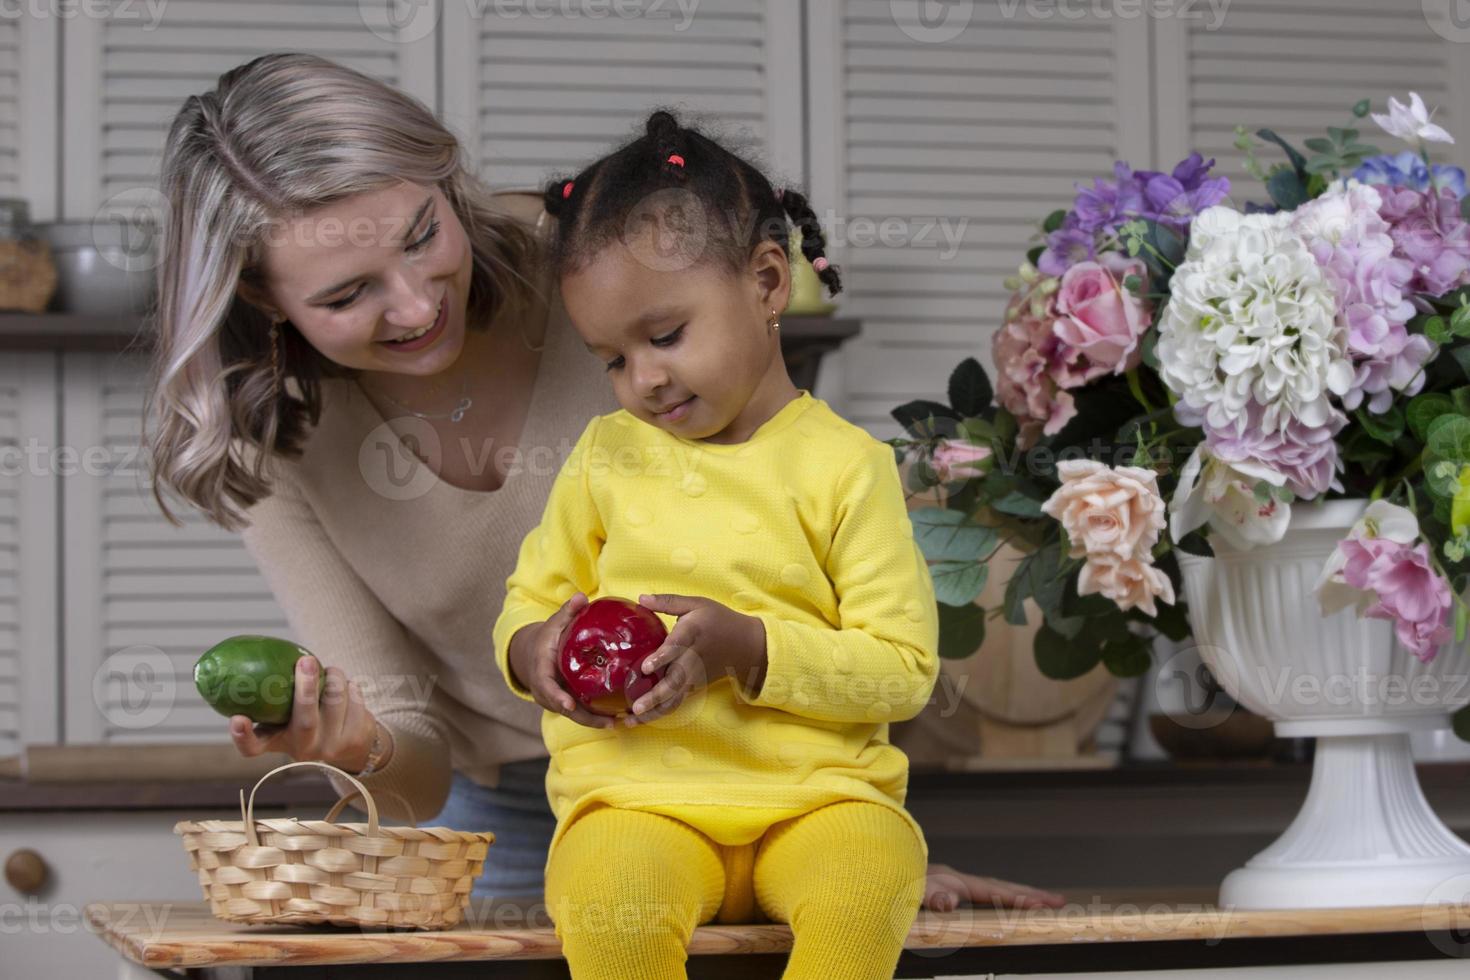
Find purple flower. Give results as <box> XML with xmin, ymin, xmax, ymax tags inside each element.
<box><xmin>1203</xmin><ymin>399</ymin><xmax>1345</xmax><ymax>500</ymax></box>
<box><xmin>1134</xmin><ymin>153</ymin><xmax>1232</xmax><ymax>231</ymax></box>
<box><xmin>1073</xmin><ymin>162</ymin><xmax>1145</xmax><ymax>234</ymax></box>
<box><xmin>1377</xmin><ymin>185</ymin><xmax>1470</xmax><ymax>298</ymax></box>
<box><xmin>1354</xmin><ymin>151</ymin><xmax>1467</xmax><ymax>200</ymax></box>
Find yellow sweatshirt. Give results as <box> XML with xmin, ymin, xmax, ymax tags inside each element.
<box><xmin>492</xmin><ymin>391</ymin><xmax>940</xmax><ymax>859</ymax></box>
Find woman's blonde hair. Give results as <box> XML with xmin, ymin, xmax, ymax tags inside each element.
<box><xmin>145</xmin><ymin>52</ymin><xmax>539</xmax><ymax>531</ymax></box>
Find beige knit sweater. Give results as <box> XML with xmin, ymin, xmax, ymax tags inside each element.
<box><xmin>238</xmin><ymin>192</ymin><xmax>620</xmax><ymax>823</ymax></box>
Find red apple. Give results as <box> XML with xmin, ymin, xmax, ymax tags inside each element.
<box><xmin>559</xmin><ymin>597</ymin><xmax>669</xmax><ymax>716</ymax></box>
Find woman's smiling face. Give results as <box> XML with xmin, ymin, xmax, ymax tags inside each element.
<box><xmin>240</xmin><ymin>179</ymin><xmax>474</xmax><ymax>376</ymax></box>
<box><xmin>560</xmin><ymin>238</ymin><xmax>791</xmax><ymax>443</ymax></box>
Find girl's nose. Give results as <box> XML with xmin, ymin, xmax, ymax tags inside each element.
<box><xmin>631</xmin><ymin>360</ymin><xmax>670</xmax><ymax>399</ymax></box>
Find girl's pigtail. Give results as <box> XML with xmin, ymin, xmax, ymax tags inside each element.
<box><xmin>646</xmin><ymin>110</ymin><xmax>689</xmax><ymax>181</ymax></box>
<box><xmin>543</xmin><ymin>175</ymin><xmax>574</xmax><ymax>219</ymax></box>
<box><xmin>778</xmin><ymin>188</ymin><xmax>842</xmax><ymax>297</ymax></box>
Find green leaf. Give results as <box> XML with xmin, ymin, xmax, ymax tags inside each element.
<box><xmin>1304</xmin><ymin>154</ymin><xmax>1346</xmax><ymax>176</ymax></box>
<box><xmin>929</xmin><ymin>560</ymin><xmax>990</xmax><ymax>607</ymax></box>
<box><xmin>1408</xmin><ymin>393</ymin><xmax>1455</xmax><ymax>441</ymax></box>
<box><xmin>1454</xmin><ymin>703</ymin><xmax>1470</xmax><ymax>743</ymax></box>
<box><xmin>1425</xmin><ymin>315</ymin><xmax>1451</xmax><ymax>344</ymax></box>
<box><xmin>1042</xmin><ymin>209</ymin><xmax>1068</xmax><ymax>234</ymax></box>
<box><xmin>1026</xmin><ymin>245</ymin><xmax>1044</xmax><ymax>267</ymax></box>
<box><xmin>1428</xmin><ymin>415</ymin><xmax>1470</xmax><ymax>462</ymax></box>
<box><xmin>1451</xmin><ymin>304</ymin><xmax>1470</xmax><ymax>338</ymax></box>
<box><xmin>991</xmin><ymin>492</ymin><xmax>1045</xmax><ymax>518</ymax></box>
<box><xmin>1255</xmin><ymin>128</ymin><xmax>1308</xmax><ymax>174</ymax></box>
<box><xmin>936</xmin><ymin>601</ymin><xmax>986</xmax><ymax>660</ymax></box>
<box><xmin>1267</xmin><ymin>168</ymin><xmax>1308</xmax><ymax>210</ymax></box>
<box><xmin>1035</xmin><ymin>622</ymin><xmax>1102</xmax><ymax>680</ymax></box>
<box><xmin>1357</xmin><ymin>404</ymin><xmax>1405</xmax><ymax>446</ymax></box>
<box><xmin>891</xmin><ymin>399</ymin><xmax>957</xmax><ymax>438</ymax></box>
<box><xmin>1151</xmin><ymin>596</ymin><xmax>1193</xmax><ymax>640</ymax></box>
<box><xmin>1455</xmin><ymin>387</ymin><xmax>1470</xmax><ymax>418</ymax></box>
<box><xmin>911</xmin><ymin>507</ymin><xmax>998</xmax><ymax>563</ymax></box>
<box><xmin>948</xmin><ymin>358</ymin><xmax>993</xmax><ymax>418</ymax></box>
<box><xmin>1352</xmin><ymin>98</ymin><xmax>1371</xmax><ymax>118</ymax></box>
<box><xmin>1451</xmin><ymin>346</ymin><xmax>1470</xmax><ymax>382</ymax></box>
<box><xmin>1100</xmin><ymin>633</ymin><xmax>1152</xmax><ymax>678</ymax></box>
<box><xmin>1304</xmin><ymin>137</ymin><xmax>1336</xmax><ymax>155</ymax></box>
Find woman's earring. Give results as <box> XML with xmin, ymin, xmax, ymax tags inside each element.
<box><xmin>768</xmin><ymin>309</ymin><xmax>780</xmax><ymax>335</ymax></box>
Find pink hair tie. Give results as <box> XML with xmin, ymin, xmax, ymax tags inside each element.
<box><xmin>562</xmin><ymin>181</ymin><xmax>574</xmax><ymax>199</ymax></box>
<box><xmin>773</xmin><ymin>186</ymin><xmax>783</xmax><ymax>200</ymax></box>
<box><xmin>667</xmin><ymin>154</ymin><xmax>685</xmax><ymax>167</ymax></box>
<box><xmin>812</xmin><ymin>257</ymin><xmax>830</xmax><ymax>272</ymax></box>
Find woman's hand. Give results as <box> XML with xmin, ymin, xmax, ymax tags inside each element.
<box><xmin>922</xmin><ymin>863</ymin><xmax>1067</xmax><ymax>912</ymax></box>
<box><xmin>621</xmin><ymin>593</ymin><xmax>766</xmax><ymax>727</ymax></box>
<box><xmin>509</xmin><ymin>592</ymin><xmax>617</xmax><ymax>730</ymax></box>
<box><xmin>228</xmin><ymin>654</ymin><xmax>382</xmax><ymax>771</ymax></box>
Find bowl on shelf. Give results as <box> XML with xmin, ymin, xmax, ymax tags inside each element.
<box><xmin>36</xmin><ymin>220</ymin><xmax>157</xmax><ymax>314</ymax></box>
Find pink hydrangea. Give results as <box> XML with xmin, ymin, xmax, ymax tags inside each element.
<box><xmin>992</xmin><ymin>278</ymin><xmax>1109</xmax><ymax>449</ymax></box>
<box><xmin>1338</xmin><ymin>535</ymin><xmax>1453</xmax><ymax>662</ymax></box>
<box><xmin>1204</xmin><ymin>398</ymin><xmax>1345</xmax><ymax>500</ymax></box>
<box><xmin>1377</xmin><ymin>185</ymin><xmax>1470</xmax><ymax>299</ymax></box>
<box><xmin>1292</xmin><ymin>182</ymin><xmax>1430</xmax><ymax>413</ymax></box>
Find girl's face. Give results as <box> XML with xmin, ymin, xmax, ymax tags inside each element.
<box><xmin>560</xmin><ymin>237</ymin><xmax>793</xmax><ymax>444</ymax></box>
<box><xmin>238</xmin><ymin>180</ymin><xmax>474</xmax><ymax>377</ymax></box>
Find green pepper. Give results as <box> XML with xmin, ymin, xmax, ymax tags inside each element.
<box><xmin>194</xmin><ymin>635</ymin><xmax>323</xmax><ymax>725</ymax></box>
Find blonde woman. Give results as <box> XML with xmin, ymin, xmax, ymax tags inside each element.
<box><xmin>145</xmin><ymin>52</ymin><xmax>1065</xmax><ymax>913</ymax></box>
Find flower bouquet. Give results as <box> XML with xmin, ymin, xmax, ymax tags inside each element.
<box><xmin>890</xmin><ymin>94</ymin><xmax>1470</xmax><ymax>907</ymax></box>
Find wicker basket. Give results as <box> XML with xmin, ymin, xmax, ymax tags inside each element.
<box><xmin>173</xmin><ymin>760</ymin><xmax>494</xmax><ymax>929</ymax></box>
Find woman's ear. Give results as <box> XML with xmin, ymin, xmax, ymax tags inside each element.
<box><xmin>235</xmin><ymin>279</ymin><xmax>280</xmax><ymax>321</ymax></box>
<box><xmin>750</xmin><ymin>240</ymin><xmax>791</xmax><ymax>314</ymax></box>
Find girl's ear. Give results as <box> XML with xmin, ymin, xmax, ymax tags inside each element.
<box><xmin>750</xmin><ymin>239</ymin><xmax>791</xmax><ymax>313</ymax></box>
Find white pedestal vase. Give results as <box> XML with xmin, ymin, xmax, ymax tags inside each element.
<box><xmin>1177</xmin><ymin>498</ymin><xmax>1470</xmax><ymax>909</ymax></box>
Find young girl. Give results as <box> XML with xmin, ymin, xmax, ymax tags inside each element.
<box><xmin>492</xmin><ymin>109</ymin><xmax>939</xmax><ymax>979</ymax></box>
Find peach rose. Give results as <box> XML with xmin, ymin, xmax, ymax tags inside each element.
<box><xmin>1041</xmin><ymin>459</ymin><xmax>1167</xmax><ymax>563</ymax></box>
<box><xmin>1078</xmin><ymin>554</ymin><xmax>1176</xmax><ymax>617</ymax></box>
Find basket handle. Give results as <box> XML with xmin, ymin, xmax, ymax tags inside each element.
<box><xmin>240</xmin><ymin>760</ymin><xmax>377</xmax><ymax>847</ymax></box>
<box><xmin>324</xmin><ymin>787</ymin><xmax>418</xmax><ymax>826</ymax></box>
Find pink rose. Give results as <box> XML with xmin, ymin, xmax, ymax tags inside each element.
<box><xmin>1078</xmin><ymin>554</ymin><xmax>1176</xmax><ymax>617</ymax></box>
<box><xmin>1053</xmin><ymin>258</ymin><xmax>1152</xmax><ymax>374</ymax></box>
<box><xmin>931</xmin><ymin>439</ymin><xmax>992</xmax><ymax>483</ymax></box>
<box><xmin>1041</xmin><ymin>459</ymin><xmax>1167</xmax><ymax>563</ymax></box>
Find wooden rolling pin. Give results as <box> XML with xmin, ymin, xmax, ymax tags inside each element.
<box><xmin>0</xmin><ymin>743</ymin><xmax>293</xmax><ymax>783</ymax></box>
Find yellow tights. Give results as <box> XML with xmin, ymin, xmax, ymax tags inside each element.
<box><xmin>543</xmin><ymin>800</ymin><xmax>927</xmax><ymax>980</ymax></box>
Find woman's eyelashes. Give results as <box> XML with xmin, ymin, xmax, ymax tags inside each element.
<box><xmin>321</xmin><ymin>218</ymin><xmax>442</xmax><ymax>311</ymax></box>
<box><xmin>604</xmin><ymin>324</ymin><xmax>685</xmax><ymax>372</ymax></box>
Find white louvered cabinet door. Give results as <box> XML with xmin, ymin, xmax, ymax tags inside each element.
<box><xmin>442</xmin><ymin>0</ymin><xmax>803</xmax><ymax>199</ymax></box>
<box><xmin>3</xmin><ymin>8</ymin><xmax>59</xmax><ymax>221</ymax></box>
<box><xmin>0</xmin><ymin>353</ymin><xmax>60</xmax><ymax>757</ymax></box>
<box><xmin>806</xmin><ymin>0</ymin><xmax>1152</xmax><ymax>435</ymax></box>
<box><xmin>59</xmin><ymin>0</ymin><xmax>438</xmax><ymax>220</ymax></box>
<box><xmin>60</xmin><ymin>351</ymin><xmax>293</xmax><ymax>745</ymax></box>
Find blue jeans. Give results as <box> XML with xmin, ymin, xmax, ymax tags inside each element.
<box><xmin>428</xmin><ymin>758</ymin><xmax>557</xmax><ymax>898</ymax></box>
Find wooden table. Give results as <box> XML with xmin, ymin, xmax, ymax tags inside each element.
<box><xmin>86</xmin><ymin>887</ymin><xmax>1470</xmax><ymax>979</ymax></box>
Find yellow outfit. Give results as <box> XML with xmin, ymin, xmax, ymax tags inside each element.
<box><xmin>492</xmin><ymin>390</ymin><xmax>940</xmax><ymax>976</ymax></box>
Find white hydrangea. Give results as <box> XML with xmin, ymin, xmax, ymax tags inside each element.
<box><xmin>1156</xmin><ymin>205</ymin><xmax>1351</xmax><ymax>434</ymax></box>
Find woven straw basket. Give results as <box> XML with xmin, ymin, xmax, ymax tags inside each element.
<box><xmin>173</xmin><ymin>760</ymin><xmax>494</xmax><ymax>929</ymax></box>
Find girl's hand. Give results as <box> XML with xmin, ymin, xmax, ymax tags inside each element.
<box><xmin>922</xmin><ymin>863</ymin><xmax>1067</xmax><ymax>912</ymax></box>
<box><xmin>623</xmin><ymin>593</ymin><xmax>766</xmax><ymax>726</ymax></box>
<box><xmin>228</xmin><ymin>655</ymin><xmax>382</xmax><ymax>771</ymax></box>
<box><xmin>509</xmin><ymin>592</ymin><xmax>617</xmax><ymax>730</ymax></box>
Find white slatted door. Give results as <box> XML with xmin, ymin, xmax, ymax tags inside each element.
<box><xmin>5</xmin><ymin>8</ymin><xmax>59</xmax><ymax>220</ymax></box>
<box><xmin>60</xmin><ymin>0</ymin><xmax>438</xmax><ymax>219</ymax></box>
<box><xmin>0</xmin><ymin>353</ymin><xmax>60</xmax><ymax>755</ymax></box>
<box><xmin>807</xmin><ymin>0</ymin><xmax>1152</xmax><ymax>433</ymax></box>
<box><xmin>1155</xmin><ymin>0</ymin><xmax>1470</xmax><ymax>191</ymax></box>
<box><xmin>61</xmin><ymin>351</ymin><xmax>293</xmax><ymax>744</ymax></box>
<box><xmin>442</xmin><ymin>0</ymin><xmax>803</xmax><ymax>196</ymax></box>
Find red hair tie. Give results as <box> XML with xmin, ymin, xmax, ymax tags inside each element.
<box><xmin>666</xmin><ymin>154</ymin><xmax>685</xmax><ymax>168</ymax></box>
<box><xmin>562</xmin><ymin>181</ymin><xmax>574</xmax><ymax>199</ymax></box>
